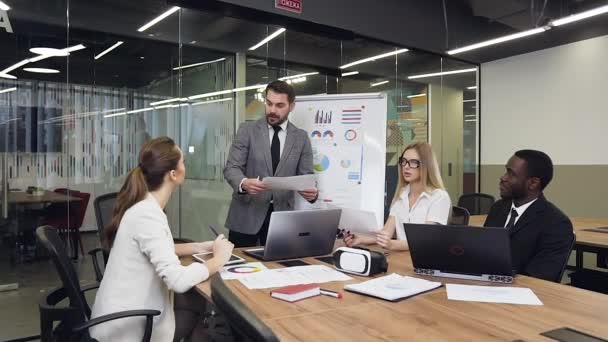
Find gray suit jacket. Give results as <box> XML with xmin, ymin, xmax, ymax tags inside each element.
<box><xmin>223</xmin><ymin>118</ymin><xmax>314</xmax><ymax>234</ymax></box>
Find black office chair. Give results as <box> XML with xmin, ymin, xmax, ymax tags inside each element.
<box><xmin>457</xmin><ymin>193</ymin><xmax>495</xmax><ymax>215</ymax></box>
<box><xmin>36</xmin><ymin>226</ymin><xmax>160</xmax><ymax>342</ymax></box>
<box><xmin>210</xmin><ymin>275</ymin><xmax>279</xmax><ymax>342</ymax></box>
<box><xmin>449</xmin><ymin>206</ymin><xmax>470</xmax><ymax>225</ymax></box>
<box><xmin>90</xmin><ymin>192</ymin><xmax>117</xmax><ymax>282</ymax></box>
<box><xmin>556</xmin><ymin>234</ymin><xmax>577</xmax><ymax>283</ymax></box>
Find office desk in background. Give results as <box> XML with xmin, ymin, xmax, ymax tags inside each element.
<box><xmin>470</xmin><ymin>215</ymin><xmax>608</xmax><ymax>271</ymax></box>
<box><xmin>8</xmin><ymin>190</ymin><xmax>82</xmax><ymax>205</ymax></box>
<box><xmin>189</xmin><ymin>247</ymin><xmax>608</xmax><ymax>342</ymax></box>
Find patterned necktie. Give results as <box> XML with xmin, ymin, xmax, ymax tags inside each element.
<box><xmin>506</xmin><ymin>208</ymin><xmax>519</xmax><ymax>229</ymax></box>
<box><xmin>271</xmin><ymin>126</ymin><xmax>281</xmax><ymax>174</ymax></box>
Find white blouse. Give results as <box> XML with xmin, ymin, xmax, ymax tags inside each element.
<box><xmin>90</xmin><ymin>194</ymin><xmax>209</xmax><ymax>342</ymax></box>
<box><xmin>389</xmin><ymin>185</ymin><xmax>451</xmax><ymax>241</ymax></box>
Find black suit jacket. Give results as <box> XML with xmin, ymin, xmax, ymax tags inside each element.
<box><xmin>484</xmin><ymin>195</ymin><xmax>574</xmax><ymax>282</ymax></box>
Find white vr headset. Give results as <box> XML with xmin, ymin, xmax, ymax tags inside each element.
<box><xmin>333</xmin><ymin>247</ymin><xmax>388</xmax><ymax>276</ymax></box>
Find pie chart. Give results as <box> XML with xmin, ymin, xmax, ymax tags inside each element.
<box><xmin>313</xmin><ymin>152</ymin><xmax>330</xmax><ymax>172</ymax></box>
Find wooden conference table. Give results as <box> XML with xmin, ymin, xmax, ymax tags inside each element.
<box><xmin>470</xmin><ymin>215</ymin><xmax>608</xmax><ymax>270</ymax></box>
<box><xmin>8</xmin><ymin>190</ymin><xmax>81</xmax><ymax>205</ymax></box>
<box><xmin>191</xmin><ymin>247</ymin><xmax>608</xmax><ymax>342</ymax></box>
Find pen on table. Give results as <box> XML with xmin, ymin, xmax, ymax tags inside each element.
<box><xmin>208</xmin><ymin>224</ymin><xmax>220</xmax><ymax>237</ymax></box>
<box><xmin>320</xmin><ymin>289</ymin><xmax>342</xmax><ymax>299</ymax></box>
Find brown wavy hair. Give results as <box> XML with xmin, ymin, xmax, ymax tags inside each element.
<box><xmin>102</xmin><ymin>137</ymin><xmax>180</xmax><ymax>249</ymax></box>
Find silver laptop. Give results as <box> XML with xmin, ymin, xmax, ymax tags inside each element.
<box><xmin>244</xmin><ymin>209</ymin><xmax>341</xmax><ymax>261</ymax></box>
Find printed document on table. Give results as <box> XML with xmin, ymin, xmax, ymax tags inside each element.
<box><xmin>262</xmin><ymin>175</ymin><xmax>316</xmax><ymax>191</ymax></box>
<box><xmin>446</xmin><ymin>284</ymin><xmax>543</xmax><ymax>305</ymax></box>
<box><xmin>344</xmin><ymin>273</ymin><xmax>442</xmax><ymax>301</ymax></box>
<box><xmin>238</xmin><ymin>265</ymin><xmax>352</xmax><ymax>290</ymax></box>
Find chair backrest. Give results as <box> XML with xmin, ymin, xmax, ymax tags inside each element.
<box><xmin>450</xmin><ymin>206</ymin><xmax>470</xmax><ymax>225</ymax></box>
<box><xmin>457</xmin><ymin>193</ymin><xmax>496</xmax><ymax>215</ymax></box>
<box><xmin>556</xmin><ymin>234</ymin><xmax>577</xmax><ymax>283</ymax></box>
<box><xmin>36</xmin><ymin>226</ymin><xmax>91</xmax><ymax>320</ymax></box>
<box><xmin>55</xmin><ymin>189</ymin><xmax>91</xmax><ymax>229</ymax></box>
<box><xmin>94</xmin><ymin>192</ymin><xmax>118</xmax><ymax>238</ymax></box>
<box><xmin>210</xmin><ymin>276</ymin><xmax>279</xmax><ymax>342</ymax></box>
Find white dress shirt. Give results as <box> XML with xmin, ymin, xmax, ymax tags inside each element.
<box><xmin>504</xmin><ymin>198</ymin><xmax>538</xmax><ymax>227</ymax></box>
<box><xmin>239</xmin><ymin>119</ymin><xmax>289</xmax><ymax>192</ymax></box>
<box><xmin>389</xmin><ymin>185</ymin><xmax>452</xmax><ymax>241</ymax></box>
<box><xmin>90</xmin><ymin>194</ymin><xmax>209</xmax><ymax>342</ymax></box>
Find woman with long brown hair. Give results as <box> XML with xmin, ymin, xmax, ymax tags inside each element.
<box><xmin>91</xmin><ymin>137</ymin><xmax>233</xmax><ymax>341</ymax></box>
<box><xmin>344</xmin><ymin>142</ymin><xmax>451</xmax><ymax>250</ymax></box>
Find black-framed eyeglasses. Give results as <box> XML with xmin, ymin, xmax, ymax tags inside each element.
<box><xmin>398</xmin><ymin>157</ymin><xmax>421</xmax><ymax>169</ymax></box>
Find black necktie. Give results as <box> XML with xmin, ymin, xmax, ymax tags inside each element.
<box><xmin>271</xmin><ymin>126</ymin><xmax>281</xmax><ymax>174</ymax></box>
<box><xmin>506</xmin><ymin>209</ymin><xmax>519</xmax><ymax>229</ymax></box>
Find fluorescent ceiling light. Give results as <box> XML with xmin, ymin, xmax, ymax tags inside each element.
<box><xmin>0</xmin><ymin>1</ymin><xmax>10</xmax><ymax>11</ymax></box>
<box><xmin>408</xmin><ymin>68</ymin><xmax>477</xmax><ymax>79</ymax></box>
<box><xmin>465</xmin><ymin>119</ymin><xmax>477</xmax><ymax>122</ymax></box>
<box><xmin>30</xmin><ymin>47</ymin><xmax>70</xmax><ymax>56</ymax></box>
<box><xmin>341</xmin><ymin>71</ymin><xmax>359</xmax><ymax>77</ymax></box>
<box><xmin>0</xmin><ymin>73</ymin><xmax>16</xmax><ymax>79</ymax></box>
<box><xmin>149</xmin><ymin>98</ymin><xmax>185</xmax><ymax>106</ymax></box>
<box><xmin>29</xmin><ymin>44</ymin><xmax>86</xmax><ymax>63</ymax></box>
<box><xmin>407</xmin><ymin>93</ymin><xmax>426</xmax><ymax>99</ymax></box>
<box><xmin>371</xmin><ymin>80</ymin><xmax>389</xmax><ymax>87</ymax></box>
<box><xmin>1</xmin><ymin>59</ymin><xmax>29</xmax><ymax>74</ymax></box>
<box><xmin>188</xmin><ymin>84</ymin><xmax>266</xmax><ymax>101</ymax></box>
<box><xmin>279</xmin><ymin>72</ymin><xmax>319</xmax><ymax>81</ymax></box>
<box><xmin>447</xmin><ymin>27</ymin><xmax>547</xmax><ymax>55</ymax></box>
<box><xmin>192</xmin><ymin>98</ymin><xmax>233</xmax><ymax>106</ymax></box>
<box><xmin>138</xmin><ymin>6</ymin><xmax>180</xmax><ymax>32</ymax></box>
<box><xmin>65</xmin><ymin>44</ymin><xmax>86</xmax><ymax>53</ymax></box>
<box><xmin>551</xmin><ymin>5</ymin><xmax>608</xmax><ymax>26</ymax></box>
<box><xmin>173</xmin><ymin>58</ymin><xmax>226</xmax><ymax>70</ymax></box>
<box><xmin>340</xmin><ymin>49</ymin><xmax>408</xmax><ymax>69</ymax></box>
<box><xmin>249</xmin><ymin>28</ymin><xmax>286</xmax><ymax>51</ymax></box>
<box><xmin>467</xmin><ymin>86</ymin><xmax>477</xmax><ymax>90</ymax></box>
<box><xmin>23</xmin><ymin>67</ymin><xmax>60</xmax><ymax>74</ymax></box>
<box><xmin>95</xmin><ymin>41</ymin><xmax>124</xmax><ymax>60</ymax></box>
<box><xmin>0</xmin><ymin>87</ymin><xmax>16</xmax><ymax>94</ymax></box>
<box><xmin>463</xmin><ymin>99</ymin><xmax>476</xmax><ymax>102</ymax></box>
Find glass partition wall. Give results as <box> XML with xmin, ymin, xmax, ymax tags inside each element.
<box><xmin>0</xmin><ymin>1</ymin><xmax>478</xmax><ymax>338</ymax></box>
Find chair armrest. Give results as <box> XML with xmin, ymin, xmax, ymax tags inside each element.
<box><xmin>72</xmin><ymin>309</ymin><xmax>161</xmax><ymax>333</ymax></box>
<box><xmin>80</xmin><ymin>283</ymin><xmax>100</xmax><ymax>293</ymax></box>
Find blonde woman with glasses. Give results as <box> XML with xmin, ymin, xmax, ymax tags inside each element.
<box><xmin>344</xmin><ymin>142</ymin><xmax>451</xmax><ymax>250</ymax></box>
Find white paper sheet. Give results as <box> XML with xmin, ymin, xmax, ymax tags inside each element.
<box><xmin>219</xmin><ymin>262</ymin><xmax>268</xmax><ymax>280</ymax></box>
<box><xmin>337</xmin><ymin>207</ymin><xmax>380</xmax><ymax>234</ymax></box>
<box><xmin>446</xmin><ymin>284</ymin><xmax>543</xmax><ymax>305</ymax></box>
<box><xmin>344</xmin><ymin>273</ymin><xmax>442</xmax><ymax>301</ymax></box>
<box><xmin>238</xmin><ymin>265</ymin><xmax>352</xmax><ymax>289</ymax></box>
<box><xmin>262</xmin><ymin>174</ymin><xmax>317</xmax><ymax>191</ymax></box>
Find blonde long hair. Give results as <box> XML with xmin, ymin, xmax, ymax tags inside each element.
<box><xmin>391</xmin><ymin>142</ymin><xmax>445</xmax><ymax>205</ymax></box>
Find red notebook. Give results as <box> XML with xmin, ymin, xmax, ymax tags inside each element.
<box><xmin>270</xmin><ymin>284</ymin><xmax>321</xmax><ymax>302</ymax></box>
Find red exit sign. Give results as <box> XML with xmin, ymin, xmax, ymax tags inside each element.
<box><xmin>275</xmin><ymin>0</ymin><xmax>302</xmax><ymax>14</ymax></box>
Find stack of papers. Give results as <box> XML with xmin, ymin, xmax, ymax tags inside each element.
<box><xmin>238</xmin><ymin>265</ymin><xmax>352</xmax><ymax>290</ymax></box>
<box><xmin>262</xmin><ymin>175</ymin><xmax>316</xmax><ymax>191</ymax></box>
<box><xmin>446</xmin><ymin>284</ymin><xmax>543</xmax><ymax>305</ymax></box>
<box><xmin>344</xmin><ymin>273</ymin><xmax>442</xmax><ymax>301</ymax></box>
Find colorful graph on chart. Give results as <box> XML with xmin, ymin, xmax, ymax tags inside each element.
<box><xmin>344</xmin><ymin>129</ymin><xmax>358</xmax><ymax>141</ymax></box>
<box><xmin>313</xmin><ymin>151</ymin><xmax>330</xmax><ymax>172</ymax></box>
<box><xmin>315</xmin><ymin>110</ymin><xmax>333</xmax><ymax>124</ymax></box>
<box><xmin>322</xmin><ymin>130</ymin><xmax>334</xmax><ymax>138</ymax></box>
<box><xmin>341</xmin><ymin>108</ymin><xmax>362</xmax><ymax>125</ymax></box>
<box><xmin>311</xmin><ymin>130</ymin><xmax>322</xmax><ymax>138</ymax></box>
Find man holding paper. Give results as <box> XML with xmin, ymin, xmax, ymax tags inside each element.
<box><xmin>223</xmin><ymin>80</ymin><xmax>319</xmax><ymax>247</ymax></box>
